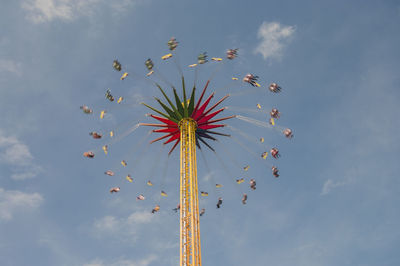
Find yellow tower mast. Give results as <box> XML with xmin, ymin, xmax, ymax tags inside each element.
<box><xmin>179</xmin><ymin>118</ymin><xmax>202</xmax><ymax>266</ymax></box>
<box><xmin>143</xmin><ymin>78</ymin><xmax>230</xmax><ymax>265</ymax></box>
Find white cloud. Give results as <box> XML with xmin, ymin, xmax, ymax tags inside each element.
<box><xmin>0</xmin><ymin>133</ymin><xmax>32</xmax><ymax>165</ymax></box>
<box><xmin>110</xmin><ymin>0</ymin><xmax>136</xmax><ymax>13</ymax></box>
<box><xmin>254</xmin><ymin>21</ymin><xmax>295</xmax><ymax>61</ymax></box>
<box><xmin>93</xmin><ymin>209</ymin><xmax>158</xmax><ymax>240</ymax></box>
<box><xmin>0</xmin><ymin>131</ymin><xmax>43</xmax><ymax>180</ymax></box>
<box><xmin>94</xmin><ymin>215</ymin><xmax>119</xmax><ymax>232</ymax></box>
<box><xmin>83</xmin><ymin>259</ymin><xmax>104</xmax><ymax>266</ymax></box>
<box><xmin>0</xmin><ymin>59</ymin><xmax>22</xmax><ymax>75</ymax></box>
<box><xmin>1</xmin><ymin>140</ymin><xmax>32</xmax><ymax>165</ymax></box>
<box><xmin>22</xmin><ymin>0</ymin><xmax>75</xmax><ymax>23</ymax></box>
<box><xmin>83</xmin><ymin>255</ymin><xmax>157</xmax><ymax>266</ymax></box>
<box><xmin>10</xmin><ymin>165</ymin><xmax>43</xmax><ymax>180</ymax></box>
<box><xmin>0</xmin><ymin>188</ymin><xmax>43</xmax><ymax>221</ymax></box>
<box><xmin>321</xmin><ymin>179</ymin><xmax>347</xmax><ymax>195</ymax></box>
<box><xmin>126</xmin><ymin>211</ymin><xmax>152</xmax><ymax>224</ymax></box>
<box><xmin>22</xmin><ymin>0</ymin><xmax>139</xmax><ymax>23</ymax></box>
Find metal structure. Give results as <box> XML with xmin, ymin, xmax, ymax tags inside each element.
<box><xmin>179</xmin><ymin>118</ymin><xmax>201</xmax><ymax>265</ymax></box>
<box><xmin>142</xmin><ymin>77</ymin><xmax>233</xmax><ymax>265</ymax></box>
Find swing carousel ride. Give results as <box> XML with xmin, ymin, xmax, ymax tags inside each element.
<box><xmin>81</xmin><ymin>37</ymin><xmax>294</xmax><ymax>265</ymax></box>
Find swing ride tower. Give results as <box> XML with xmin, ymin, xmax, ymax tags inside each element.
<box><xmin>179</xmin><ymin>118</ymin><xmax>201</xmax><ymax>266</ymax></box>
<box><xmin>142</xmin><ymin>77</ymin><xmax>233</xmax><ymax>265</ymax></box>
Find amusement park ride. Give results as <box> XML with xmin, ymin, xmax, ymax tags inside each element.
<box><xmin>141</xmin><ymin>76</ymin><xmax>233</xmax><ymax>265</ymax></box>
<box><xmin>82</xmin><ymin>38</ymin><xmax>292</xmax><ymax>265</ymax></box>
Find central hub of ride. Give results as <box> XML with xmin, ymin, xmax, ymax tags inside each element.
<box><xmin>178</xmin><ymin>118</ymin><xmax>197</xmax><ymax>131</ymax></box>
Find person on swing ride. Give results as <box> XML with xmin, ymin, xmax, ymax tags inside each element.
<box><xmin>269</xmin><ymin>118</ymin><xmax>275</xmax><ymax>125</ymax></box>
<box><xmin>89</xmin><ymin>132</ymin><xmax>102</xmax><ymax>139</ymax></box>
<box><xmin>236</xmin><ymin>178</ymin><xmax>245</xmax><ymax>184</ymax></box>
<box><xmin>250</xmin><ymin>179</ymin><xmax>256</xmax><ymax>190</ymax></box>
<box><xmin>272</xmin><ymin>166</ymin><xmax>279</xmax><ymax>178</ymax></box>
<box><xmin>145</xmin><ymin>58</ymin><xmax>154</xmax><ymax>71</ymax></box>
<box><xmin>198</xmin><ymin>52</ymin><xmax>208</xmax><ymax>64</ymax></box>
<box><xmin>105</xmin><ymin>89</ymin><xmax>114</xmax><ymax>102</ymax></box>
<box><xmin>113</xmin><ymin>60</ymin><xmax>122</xmax><ymax>71</ymax></box>
<box><xmin>242</xmin><ymin>193</ymin><xmax>248</xmax><ymax>204</ymax></box>
<box><xmin>269</xmin><ymin>82</ymin><xmax>282</xmax><ymax>93</ymax></box>
<box><xmin>167</xmin><ymin>37</ymin><xmax>178</xmax><ymax>50</ymax></box>
<box><xmin>270</xmin><ymin>147</ymin><xmax>280</xmax><ymax>159</ymax></box>
<box><xmin>243</xmin><ymin>73</ymin><xmax>260</xmax><ymax>87</ymax></box>
<box><xmin>152</xmin><ymin>205</ymin><xmax>160</xmax><ymax>214</ymax></box>
<box><xmin>226</xmin><ymin>48</ymin><xmax>238</xmax><ymax>60</ymax></box>
<box><xmin>110</xmin><ymin>187</ymin><xmax>120</xmax><ymax>193</ymax></box>
<box><xmin>270</xmin><ymin>108</ymin><xmax>280</xmax><ymax>119</ymax></box>
<box><xmin>83</xmin><ymin>151</ymin><xmax>95</xmax><ymax>158</ymax></box>
<box><xmin>216</xmin><ymin>197</ymin><xmax>223</xmax><ymax>209</ymax></box>
<box><xmin>283</xmin><ymin>128</ymin><xmax>294</xmax><ymax>139</ymax></box>
<box><xmin>137</xmin><ymin>194</ymin><xmax>145</xmax><ymax>201</ymax></box>
<box><xmin>200</xmin><ymin>208</ymin><xmax>205</xmax><ymax>216</ymax></box>
<box><xmin>80</xmin><ymin>105</ymin><xmax>93</xmax><ymax>114</ymax></box>
<box><xmin>104</xmin><ymin>170</ymin><xmax>115</xmax><ymax>176</ymax></box>
<box><xmin>173</xmin><ymin>203</ymin><xmax>180</xmax><ymax>213</ymax></box>
<box><xmin>261</xmin><ymin>151</ymin><xmax>268</xmax><ymax>159</ymax></box>
<box><xmin>145</xmin><ymin>58</ymin><xmax>154</xmax><ymax>76</ymax></box>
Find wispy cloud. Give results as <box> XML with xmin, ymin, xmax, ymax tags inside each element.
<box><xmin>93</xmin><ymin>215</ymin><xmax>119</xmax><ymax>232</ymax></box>
<box><xmin>202</xmin><ymin>171</ymin><xmax>215</xmax><ymax>182</ymax></box>
<box><xmin>254</xmin><ymin>21</ymin><xmax>295</xmax><ymax>61</ymax></box>
<box><xmin>0</xmin><ymin>59</ymin><xmax>22</xmax><ymax>75</ymax></box>
<box><xmin>0</xmin><ymin>130</ymin><xmax>43</xmax><ymax>180</ymax></box>
<box><xmin>320</xmin><ymin>167</ymin><xmax>358</xmax><ymax>196</ymax></box>
<box><xmin>126</xmin><ymin>211</ymin><xmax>153</xmax><ymax>224</ymax></box>
<box><xmin>22</xmin><ymin>0</ymin><xmax>76</xmax><ymax>23</ymax></box>
<box><xmin>0</xmin><ymin>135</ymin><xmax>33</xmax><ymax>164</ymax></box>
<box><xmin>109</xmin><ymin>0</ymin><xmax>137</xmax><ymax>13</ymax></box>
<box><xmin>93</xmin><ymin>209</ymin><xmax>157</xmax><ymax>241</ymax></box>
<box><xmin>321</xmin><ymin>179</ymin><xmax>348</xmax><ymax>195</ymax></box>
<box><xmin>0</xmin><ymin>188</ymin><xmax>43</xmax><ymax>221</ymax></box>
<box><xmin>22</xmin><ymin>0</ymin><xmax>139</xmax><ymax>23</ymax></box>
<box><xmin>83</xmin><ymin>255</ymin><xmax>157</xmax><ymax>266</ymax></box>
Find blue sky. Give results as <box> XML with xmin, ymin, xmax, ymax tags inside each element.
<box><xmin>1</xmin><ymin>1</ymin><xmax>400</xmax><ymax>265</ymax></box>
